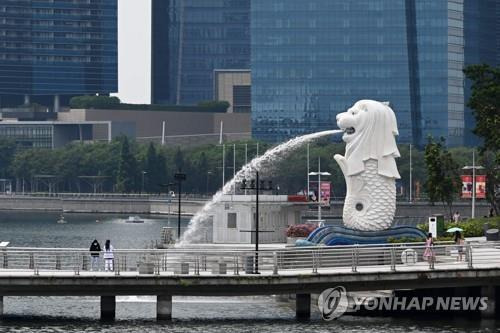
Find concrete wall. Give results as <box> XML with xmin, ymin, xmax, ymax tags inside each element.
<box><xmin>214</xmin><ymin>70</ymin><xmax>251</xmax><ymax>113</ymax></box>
<box><xmin>0</xmin><ymin>196</ymin><xmax>194</xmax><ymax>215</ymax></box>
<box><xmin>58</xmin><ymin>109</ymin><xmax>251</xmax><ymax>144</ymax></box>
<box><xmin>0</xmin><ymin>195</ymin><xmax>492</xmax><ymax>221</ymax></box>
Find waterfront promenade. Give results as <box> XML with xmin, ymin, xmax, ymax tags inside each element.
<box><xmin>0</xmin><ymin>193</ymin><xmax>492</xmax><ymax>218</ymax></box>
<box><xmin>1</xmin><ymin>241</ymin><xmax>499</xmax><ymax>320</ymax></box>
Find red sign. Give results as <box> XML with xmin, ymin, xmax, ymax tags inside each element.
<box><xmin>310</xmin><ymin>181</ymin><xmax>331</xmax><ymax>206</ymax></box>
<box><xmin>476</xmin><ymin>175</ymin><xmax>486</xmax><ymax>199</ymax></box>
<box><xmin>461</xmin><ymin>175</ymin><xmax>486</xmax><ymax>199</ymax></box>
<box><xmin>320</xmin><ymin>181</ymin><xmax>331</xmax><ymax>206</ymax></box>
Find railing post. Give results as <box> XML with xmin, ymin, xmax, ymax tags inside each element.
<box><xmin>195</xmin><ymin>256</ymin><xmax>200</xmax><ymax>275</ymax></box>
<box><xmin>352</xmin><ymin>245</ymin><xmax>358</xmax><ymax>272</ymax></box>
<box><xmin>155</xmin><ymin>256</ymin><xmax>161</xmax><ymax>275</ymax></box>
<box><xmin>390</xmin><ymin>246</ymin><xmax>396</xmax><ymax>272</ymax></box>
<box><xmin>29</xmin><ymin>252</ymin><xmax>34</xmax><ymax>270</ymax></box>
<box><xmin>74</xmin><ymin>254</ymin><xmax>80</xmax><ymax>275</ymax></box>
<box><xmin>273</xmin><ymin>251</ymin><xmax>278</xmax><ymax>275</ymax></box>
<box><xmin>81</xmin><ymin>253</ymin><xmax>88</xmax><ymax>271</ymax></box>
<box><xmin>55</xmin><ymin>254</ymin><xmax>61</xmax><ymax>270</ymax></box>
<box><xmin>233</xmin><ymin>255</ymin><xmax>239</xmax><ymax>275</ymax></box>
<box><xmin>466</xmin><ymin>243</ymin><xmax>473</xmax><ymax>269</ymax></box>
<box><xmin>312</xmin><ymin>250</ymin><xmax>318</xmax><ymax>274</ymax></box>
<box><xmin>114</xmin><ymin>256</ymin><xmax>120</xmax><ymax>276</ymax></box>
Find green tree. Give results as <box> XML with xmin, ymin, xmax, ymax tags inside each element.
<box><xmin>116</xmin><ymin>137</ymin><xmax>137</xmax><ymax>193</ymax></box>
<box><xmin>0</xmin><ymin>139</ymin><xmax>17</xmax><ymax>179</ymax></box>
<box><xmin>174</xmin><ymin>147</ymin><xmax>184</xmax><ymax>172</ymax></box>
<box><xmin>424</xmin><ymin>137</ymin><xmax>462</xmax><ymax>220</ymax></box>
<box><xmin>155</xmin><ymin>151</ymin><xmax>168</xmax><ymax>194</ymax></box>
<box><xmin>463</xmin><ymin>64</ymin><xmax>500</xmax><ymax>214</ymax></box>
<box><xmin>144</xmin><ymin>142</ymin><xmax>157</xmax><ymax>193</ymax></box>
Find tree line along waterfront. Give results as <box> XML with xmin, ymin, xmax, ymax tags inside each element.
<box><xmin>0</xmin><ymin>135</ymin><xmax>484</xmax><ymax>200</ymax></box>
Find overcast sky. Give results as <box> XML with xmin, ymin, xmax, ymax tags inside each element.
<box><xmin>113</xmin><ymin>0</ymin><xmax>151</xmax><ymax>104</ymax></box>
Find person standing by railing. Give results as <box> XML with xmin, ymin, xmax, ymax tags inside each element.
<box><xmin>423</xmin><ymin>233</ymin><xmax>435</xmax><ymax>264</ymax></box>
<box><xmin>454</xmin><ymin>231</ymin><xmax>465</xmax><ymax>261</ymax></box>
<box><xmin>89</xmin><ymin>239</ymin><xmax>101</xmax><ymax>271</ymax></box>
<box><xmin>103</xmin><ymin>240</ymin><xmax>114</xmax><ymax>272</ymax></box>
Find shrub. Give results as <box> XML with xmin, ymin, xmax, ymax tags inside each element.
<box><xmin>70</xmin><ymin>95</ymin><xmax>121</xmax><ymax>109</ymax></box>
<box><xmin>197</xmin><ymin>100</ymin><xmax>230</xmax><ymax>112</ymax></box>
<box><xmin>417</xmin><ymin>216</ymin><xmax>499</xmax><ymax>238</ymax></box>
<box><xmin>286</xmin><ymin>224</ymin><xmax>318</xmax><ymax>238</ymax></box>
<box><xmin>387</xmin><ymin>237</ymin><xmax>426</xmax><ymax>243</ymax></box>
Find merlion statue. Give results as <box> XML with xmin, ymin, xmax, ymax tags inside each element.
<box><xmin>334</xmin><ymin>100</ymin><xmax>401</xmax><ymax>231</ymax></box>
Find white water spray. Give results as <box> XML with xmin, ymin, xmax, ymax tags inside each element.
<box><xmin>179</xmin><ymin>129</ymin><xmax>343</xmax><ymax>245</ymax></box>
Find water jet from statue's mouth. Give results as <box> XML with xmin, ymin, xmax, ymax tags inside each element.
<box><xmin>345</xmin><ymin>127</ymin><xmax>355</xmax><ymax>135</ymax></box>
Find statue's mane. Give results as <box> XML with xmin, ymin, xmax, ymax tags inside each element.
<box><xmin>345</xmin><ymin>100</ymin><xmax>401</xmax><ymax>179</ymax></box>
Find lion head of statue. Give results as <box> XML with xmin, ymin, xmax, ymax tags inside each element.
<box><xmin>336</xmin><ymin>100</ymin><xmax>401</xmax><ymax>179</ymax></box>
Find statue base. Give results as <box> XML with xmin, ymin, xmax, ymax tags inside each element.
<box><xmin>298</xmin><ymin>225</ymin><xmax>427</xmax><ymax>246</ymax></box>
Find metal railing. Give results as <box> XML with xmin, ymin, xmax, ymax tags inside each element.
<box><xmin>1</xmin><ymin>241</ymin><xmax>499</xmax><ymax>276</ymax></box>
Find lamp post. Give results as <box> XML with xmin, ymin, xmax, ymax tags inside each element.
<box><xmin>240</xmin><ymin>171</ymin><xmax>272</xmax><ymax>274</ymax></box>
<box><xmin>174</xmin><ymin>172</ymin><xmax>186</xmax><ymax>239</ymax></box>
<box><xmin>141</xmin><ymin>171</ymin><xmax>147</xmax><ymax>194</ymax></box>
<box><xmin>160</xmin><ymin>183</ymin><xmax>176</xmax><ymax>225</ymax></box>
<box><xmin>308</xmin><ymin>158</ymin><xmax>331</xmax><ymax>223</ymax></box>
<box><xmin>462</xmin><ymin>149</ymin><xmax>484</xmax><ymax>219</ymax></box>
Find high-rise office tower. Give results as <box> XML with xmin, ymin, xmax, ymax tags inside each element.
<box><xmin>0</xmin><ymin>0</ymin><xmax>117</xmax><ymax>110</ymax></box>
<box><xmin>160</xmin><ymin>0</ymin><xmax>251</xmax><ymax>105</ymax></box>
<box><xmin>251</xmin><ymin>0</ymin><xmax>498</xmax><ymax>146</ymax></box>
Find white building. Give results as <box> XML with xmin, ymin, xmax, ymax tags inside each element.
<box><xmin>211</xmin><ymin>195</ymin><xmax>305</xmax><ymax>244</ymax></box>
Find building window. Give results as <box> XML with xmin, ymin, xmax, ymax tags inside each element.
<box><xmin>233</xmin><ymin>85</ymin><xmax>251</xmax><ymax>113</ymax></box>
<box><xmin>227</xmin><ymin>213</ymin><xmax>237</xmax><ymax>229</ymax></box>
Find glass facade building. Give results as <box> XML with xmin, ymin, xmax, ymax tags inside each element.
<box><xmin>251</xmin><ymin>0</ymin><xmax>498</xmax><ymax>146</ymax></box>
<box><xmin>0</xmin><ymin>0</ymin><xmax>117</xmax><ymax>105</ymax></box>
<box><xmin>163</xmin><ymin>0</ymin><xmax>250</xmax><ymax>105</ymax></box>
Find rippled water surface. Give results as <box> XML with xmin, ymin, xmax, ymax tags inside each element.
<box><xmin>0</xmin><ymin>211</ymin><xmax>498</xmax><ymax>332</ymax></box>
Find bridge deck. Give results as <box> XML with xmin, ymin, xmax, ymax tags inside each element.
<box><xmin>1</xmin><ymin>242</ymin><xmax>499</xmax><ymax>296</ymax></box>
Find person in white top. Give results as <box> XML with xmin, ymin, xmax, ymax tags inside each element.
<box><xmin>103</xmin><ymin>239</ymin><xmax>114</xmax><ymax>272</ymax></box>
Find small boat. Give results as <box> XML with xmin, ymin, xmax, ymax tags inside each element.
<box><xmin>125</xmin><ymin>216</ymin><xmax>144</xmax><ymax>223</ymax></box>
<box><xmin>57</xmin><ymin>214</ymin><xmax>67</xmax><ymax>224</ymax></box>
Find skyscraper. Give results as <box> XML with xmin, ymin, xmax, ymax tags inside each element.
<box><xmin>0</xmin><ymin>0</ymin><xmax>117</xmax><ymax>110</ymax></box>
<box><xmin>251</xmin><ymin>0</ymin><xmax>498</xmax><ymax>146</ymax></box>
<box><xmin>162</xmin><ymin>0</ymin><xmax>250</xmax><ymax>105</ymax></box>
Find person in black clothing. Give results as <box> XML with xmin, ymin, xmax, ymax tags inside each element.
<box><xmin>89</xmin><ymin>239</ymin><xmax>101</xmax><ymax>271</ymax></box>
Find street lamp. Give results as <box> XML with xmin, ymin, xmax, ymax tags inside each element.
<box><xmin>240</xmin><ymin>171</ymin><xmax>273</xmax><ymax>274</ymax></box>
<box><xmin>160</xmin><ymin>183</ymin><xmax>176</xmax><ymax>224</ymax></box>
<box><xmin>174</xmin><ymin>172</ymin><xmax>187</xmax><ymax>239</ymax></box>
<box><xmin>308</xmin><ymin>157</ymin><xmax>331</xmax><ymax>224</ymax></box>
<box><xmin>462</xmin><ymin>149</ymin><xmax>484</xmax><ymax>219</ymax></box>
<box><xmin>141</xmin><ymin>171</ymin><xmax>147</xmax><ymax>194</ymax></box>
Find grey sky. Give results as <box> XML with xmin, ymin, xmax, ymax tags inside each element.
<box><xmin>114</xmin><ymin>0</ymin><xmax>151</xmax><ymax>104</ymax></box>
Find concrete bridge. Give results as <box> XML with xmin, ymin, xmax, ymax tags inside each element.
<box><xmin>0</xmin><ymin>242</ymin><xmax>499</xmax><ymax>320</ymax></box>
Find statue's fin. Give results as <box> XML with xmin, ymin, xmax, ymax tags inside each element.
<box><xmin>334</xmin><ymin>154</ymin><xmax>347</xmax><ymax>176</ymax></box>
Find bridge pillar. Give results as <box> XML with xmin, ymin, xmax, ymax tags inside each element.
<box><xmin>481</xmin><ymin>286</ymin><xmax>496</xmax><ymax>318</ymax></box>
<box><xmin>157</xmin><ymin>294</ymin><xmax>172</xmax><ymax>320</ymax></box>
<box><xmin>100</xmin><ymin>296</ymin><xmax>116</xmax><ymax>320</ymax></box>
<box><xmin>296</xmin><ymin>294</ymin><xmax>311</xmax><ymax>321</ymax></box>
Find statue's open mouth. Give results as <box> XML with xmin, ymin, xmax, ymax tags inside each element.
<box><xmin>345</xmin><ymin>127</ymin><xmax>355</xmax><ymax>135</ymax></box>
